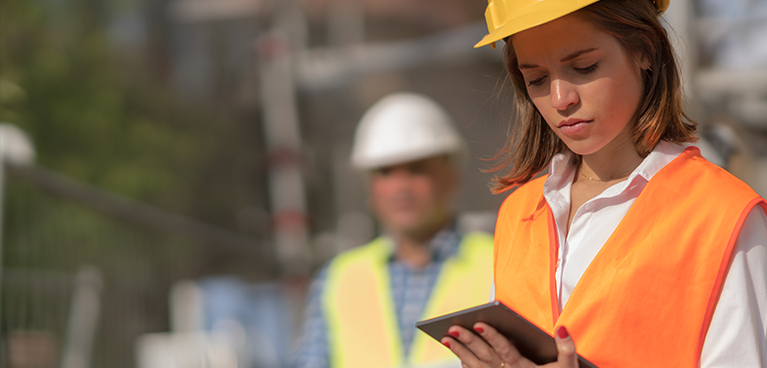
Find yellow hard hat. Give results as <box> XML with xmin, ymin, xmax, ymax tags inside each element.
<box><xmin>475</xmin><ymin>0</ymin><xmax>670</xmax><ymax>48</ymax></box>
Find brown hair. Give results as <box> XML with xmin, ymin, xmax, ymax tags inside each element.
<box><xmin>488</xmin><ymin>0</ymin><xmax>697</xmax><ymax>193</ymax></box>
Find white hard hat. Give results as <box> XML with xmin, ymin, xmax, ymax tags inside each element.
<box><xmin>0</xmin><ymin>123</ymin><xmax>35</xmax><ymax>166</ymax></box>
<box><xmin>351</xmin><ymin>93</ymin><xmax>466</xmax><ymax>170</ymax></box>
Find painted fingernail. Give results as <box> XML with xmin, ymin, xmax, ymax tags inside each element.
<box><xmin>443</xmin><ymin>341</ymin><xmax>451</xmax><ymax>349</ymax></box>
<box><xmin>473</xmin><ymin>326</ymin><xmax>484</xmax><ymax>334</ymax></box>
<box><xmin>449</xmin><ymin>331</ymin><xmax>460</xmax><ymax>338</ymax></box>
<box><xmin>556</xmin><ymin>326</ymin><xmax>569</xmax><ymax>339</ymax></box>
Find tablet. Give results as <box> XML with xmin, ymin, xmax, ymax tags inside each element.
<box><xmin>416</xmin><ymin>301</ymin><xmax>597</xmax><ymax>368</ymax></box>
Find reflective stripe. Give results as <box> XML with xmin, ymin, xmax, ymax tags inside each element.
<box><xmin>324</xmin><ymin>232</ymin><xmax>493</xmax><ymax>368</ymax></box>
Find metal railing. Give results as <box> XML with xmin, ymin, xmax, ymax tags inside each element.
<box><xmin>1</xmin><ymin>162</ymin><xmax>271</xmax><ymax>368</ymax></box>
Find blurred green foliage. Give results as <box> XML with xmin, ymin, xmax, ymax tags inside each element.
<box><xmin>0</xmin><ymin>0</ymin><xmax>233</xmax><ymax>214</ymax></box>
<box><xmin>0</xmin><ymin>2</ymin><xmax>272</xmax><ymax>357</ymax></box>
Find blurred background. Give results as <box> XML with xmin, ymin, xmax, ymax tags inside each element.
<box><xmin>0</xmin><ymin>0</ymin><xmax>765</xmax><ymax>367</ymax></box>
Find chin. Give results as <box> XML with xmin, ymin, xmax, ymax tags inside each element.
<box><xmin>390</xmin><ymin>220</ymin><xmax>423</xmax><ymax>233</ymax></box>
<box><xmin>393</xmin><ymin>219</ymin><xmax>437</xmax><ymax>236</ymax></box>
<box><xmin>563</xmin><ymin>140</ymin><xmax>605</xmax><ymax>156</ymax></box>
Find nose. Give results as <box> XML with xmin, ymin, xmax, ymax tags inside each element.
<box><xmin>550</xmin><ymin>79</ymin><xmax>579</xmax><ymax>111</ymax></box>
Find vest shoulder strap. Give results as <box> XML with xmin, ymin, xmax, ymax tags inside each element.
<box><xmin>324</xmin><ymin>238</ymin><xmax>401</xmax><ymax>368</ymax></box>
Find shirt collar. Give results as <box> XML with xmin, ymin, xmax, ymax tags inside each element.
<box><xmin>381</xmin><ymin>220</ymin><xmax>461</xmax><ymax>264</ymax></box>
<box><xmin>544</xmin><ymin>140</ymin><xmax>688</xmax><ymax>193</ymax></box>
<box><xmin>637</xmin><ymin>140</ymin><xmax>688</xmax><ymax>181</ymax></box>
<box><xmin>428</xmin><ymin>223</ymin><xmax>461</xmax><ymax>262</ymax></box>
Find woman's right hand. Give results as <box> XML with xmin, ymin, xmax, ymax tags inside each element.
<box><xmin>440</xmin><ymin>322</ymin><xmax>579</xmax><ymax>368</ymax></box>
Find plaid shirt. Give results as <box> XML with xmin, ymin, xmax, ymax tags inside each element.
<box><xmin>292</xmin><ymin>226</ymin><xmax>462</xmax><ymax>368</ymax></box>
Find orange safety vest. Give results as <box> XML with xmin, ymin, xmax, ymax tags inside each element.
<box><xmin>493</xmin><ymin>147</ymin><xmax>766</xmax><ymax>368</ymax></box>
<box><xmin>323</xmin><ymin>232</ymin><xmax>494</xmax><ymax>368</ymax></box>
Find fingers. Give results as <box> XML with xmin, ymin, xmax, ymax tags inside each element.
<box><xmin>554</xmin><ymin>326</ymin><xmax>578</xmax><ymax>368</ymax></box>
<box><xmin>441</xmin><ymin>325</ymin><xmax>500</xmax><ymax>367</ymax></box>
<box><xmin>441</xmin><ymin>323</ymin><xmax>528</xmax><ymax>368</ymax></box>
<box><xmin>441</xmin><ymin>334</ymin><xmax>486</xmax><ymax>368</ymax></box>
<box><xmin>440</xmin><ymin>327</ymin><xmax>482</xmax><ymax>367</ymax></box>
<box><xmin>471</xmin><ymin>322</ymin><xmax>526</xmax><ymax>366</ymax></box>
<box><xmin>440</xmin><ymin>323</ymin><xmax>579</xmax><ymax>368</ymax></box>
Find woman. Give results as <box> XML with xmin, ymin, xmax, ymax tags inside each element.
<box><xmin>440</xmin><ymin>0</ymin><xmax>767</xmax><ymax>367</ymax></box>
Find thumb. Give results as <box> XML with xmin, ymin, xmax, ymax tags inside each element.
<box><xmin>555</xmin><ymin>326</ymin><xmax>578</xmax><ymax>368</ymax></box>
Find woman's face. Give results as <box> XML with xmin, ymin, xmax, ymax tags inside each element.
<box><xmin>512</xmin><ymin>12</ymin><xmax>646</xmax><ymax>157</ymax></box>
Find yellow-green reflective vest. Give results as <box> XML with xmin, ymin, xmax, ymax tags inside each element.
<box><xmin>322</xmin><ymin>232</ymin><xmax>494</xmax><ymax>368</ymax></box>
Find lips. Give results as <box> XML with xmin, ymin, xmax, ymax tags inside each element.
<box><xmin>557</xmin><ymin>118</ymin><xmax>592</xmax><ymax>135</ymax></box>
<box><xmin>558</xmin><ymin>118</ymin><xmax>591</xmax><ymax>127</ymax></box>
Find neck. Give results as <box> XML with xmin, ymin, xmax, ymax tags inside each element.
<box><xmin>578</xmin><ymin>141</ymin><xmax>643</xmax><ymax>182</ymax></box>
<box><xmin>392</xmin><ymin>215</ymin><xmax>451</xmax><ymax>270</ymax></box>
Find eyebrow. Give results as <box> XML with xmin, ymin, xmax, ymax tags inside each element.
<box><xmin>518</xmin><ymin>48</ymin><xmax>599</xmax><ymax>70</ymax></box>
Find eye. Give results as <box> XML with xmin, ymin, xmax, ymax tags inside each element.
<box><xmin>527</xmin><ymin>75</ymin><xmax>546</xmax><ymax>87</ymax></box>
<box><xmin>406</xmin><ymin>162</ymin><xmax>427</xmax><ymax>175</ymax></box>
<box><xmin>374</xmin><ymin>167</ymin><xmax>392</xmax><ymax>176</ymax></box>
<box><xmin>574</xmin><ymin>62</ymin><xmax>599</xmax><ymax>74</ymax></box>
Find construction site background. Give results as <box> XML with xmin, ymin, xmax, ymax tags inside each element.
<box><xmin>0</xmin><ymin>0</ymin><xmax>765</xmax><ymax>367</ymax></box>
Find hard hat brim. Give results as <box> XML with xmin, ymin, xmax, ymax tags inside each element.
<box><xmin>474</xmin><ymin>0</ymin><xmax>670</xmax><ymax>49</ymax></box>
<box><xmin>475</xmin><ymin>0</ymin><xmax>600</xmax><ymax>48</ymax></box>
<box><xmin>654</xmin><ymin>0</ymin><xmax>670</xmax><ymax>14</ymax></box>
<box><xmin>352</xmin><ymin>145</ymin><xmax>465</xmax><ymax>171</ymax></box>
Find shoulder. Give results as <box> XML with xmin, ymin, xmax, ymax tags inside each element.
<box><xmin>497</xmin><ymin>174</ymin><xmax>548</xmax><ymax>221</ymax></box>
<box><xmin>672</xmin><ymin>147</ymin><xmax>760</xmax><ymax>202</ymax></box>
<box><xmin>457</xmin><ymin>231</ymin><xmax>495</xmax><ymax>261</ymax></box>
<box><xmin>326</xmin><ymin>237</ymin><xmax>390</xmax><ymax>272</ymax></box>
<box><xmin>652</xmin><ymin>147</ymin><xmax>766</xmax><ymax>235</ymax></box>
<box><xmin>460</xmin><ymin>231</ymin><xmax>494</xmax><ymax>247</ymax></box>
<box><xmin>512</xmin><ymin>174</ymin><xmax>548</xmax><ymax>197</ymax></box>
<box><xmin>321</xmin><ymin>238</ymin><xmax>389</xmax><ymax>299</ymax></box>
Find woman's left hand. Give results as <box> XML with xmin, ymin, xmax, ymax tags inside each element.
<box><xmin>440</xmin><ymin>322</ymin><xmax>578</xmax><ymax>368</ymax></box>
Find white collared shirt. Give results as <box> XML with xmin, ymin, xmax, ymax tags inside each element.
<box><xmin>540</xmin><ymin>140</ymin><xmax>767</xmax><ymax>367</ymax></box>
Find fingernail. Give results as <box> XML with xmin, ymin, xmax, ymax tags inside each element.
<box><xmin>556</xmin><ymin>326</ymin><xmax>569</xmax><ymax>339</ymax></box>
<box><xmin>443</xmin><ymin>341</ymin><xmax>451</xmax><ymax>349</ymax></box>
<box><xmin>473</xmin><ymin>326</ymin><xmax>484</xmax><ymax>334</ymax></box>
<box><xmin>449</xmin><ymin>331</ymin><xmax>460</xmax><ymax>338</ymax></box>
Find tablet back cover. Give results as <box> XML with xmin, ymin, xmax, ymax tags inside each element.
<box><xmin>416</xmin><ymin>301</ymin><xmax>597</xmax><ymax>368</ymax></box>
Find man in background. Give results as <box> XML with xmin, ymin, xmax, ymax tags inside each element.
<box><xmin>293</xmin><ymin>92</ymin><xmax>494</xmax><ymax>368</ymax></box>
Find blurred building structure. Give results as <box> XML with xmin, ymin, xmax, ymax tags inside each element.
<box><xmin>663</xmin><ymin>0</ymin><xmax>767</xmax><ymax>196</ymax></box>
<box><xmin>161</xmin><ymin>0</ymin><xmax>511</xmax><ymax>275</ymax></box>
<box><xmin>692</xmin><ymin>0</ymin><xmax>767</xmax><ymax>197</ymax></box>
